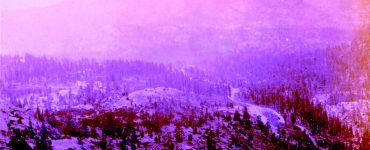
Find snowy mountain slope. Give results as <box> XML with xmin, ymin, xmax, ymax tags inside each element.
<box><xmin>312</xmin><ymin>93</ymin><xmax>370</xmax><ymax>134</ymax></box>
<box><xmin>127</xmin><ymin>87</ymin><xmax>184</xmax><ymax>105</ymax></box>
<box><xmin>113</xmin><ymin>87</ymin><xmax>201</xmax><ymax>109</ymax></box>
<box><xmin>227</xmin><ymin>87</ymin><xmax>285</xmax><ymax>133</ymax></box>
<box><xmin>326</xmin><ymin>100</ymin><xmax>370</xmax><ymax>133</ymax></box>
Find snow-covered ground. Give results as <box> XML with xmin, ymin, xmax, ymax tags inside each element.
<box><xmin>313</xmin><ymin>93</ymin><xmax>370</xmax><ymax>134</ymax></box>
<box><xmin>52</xmin><ymin>138</ymin><xmax>80</xmax><ymax>150</ymax></box>
<box><xmin>114</xmin><ymin>87</ymin><xmax>190</xmax><ymax>107</ymax></box>
<box><xmin>326</xmin><ymin>100</ymin><xmax>370</xmax><ymax>133</ymax></box>
<box><xmin>312</xmin><ymin>94</ymin><xmax>330</xmax><ymax>105</ymax></box>
<box><xmin>1</xmin><ymin>82</ymin><xmax>361</xmax><ymax>149</ymax></box>
<box><xmin>227</xmin><ymin>87</ymin><xmax>285</xmax><ymax>133</ymax></box>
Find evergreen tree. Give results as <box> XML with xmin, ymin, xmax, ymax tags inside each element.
<box><xmin>81</xmin><ymin>120</ymin><xmax>89</xmax><ymax>138</ymax></box>
<box><xmin>35</xmin><ymin>122</ymin><xmax>52</xmax><ymax>150</ymax></box>
<box><xmin>98</xmin><ymin>134</ymin><xmax>107</xmax><ymax>150</ymax></box>
<box><xmin>188</xmin><ymin>134</ymin><xmax>193</xmax><ymax>142</ymax></box>
<box><xmin>233</xmin><ymin>110</ymin><xmax>241</xmax><ymax>122</ymax></box>
<box><xmin>291</xmin><ymin>114</ymin><xmax>296</xmax><ymax>125</ymax></box>
<box><xmin>8</xmin><ymin>128</ymin><xmax>33</xmax><ymax>150</ymax></box>
<box><xmin>257</xmin><ymin>116</ymin><xmax>264</xmax><ymax>130</ymax></box>
<box><xmin>35</xmin><ymin>107</ymin><xmax>44</xmax><ymax>122</ymax></box>
<box><xmin>243</xmin><ymin>107</ymin><xmax>252</xmax><ymax>129</ymax></box>
<box><xmin>175</xmin><ymin>125</ymin><xmax>184</xmax><ymax>143</ymax></box>
<box><xmin>131</xmin><ymin>129</ymin><xmax>138</xmax><ymax>150</ymax></box>
<box><xmin>206</xmin><ymin>130</ymin><xmax>216</xmax><ymax>149</ymax></box>
<box><xmin>28</xmin><ymin>118</ymin><xmax>35</xmax><ymax>139</ymax></box>
<box><xmin>120</xmin><ymin>128</ymin><xmax>129</xmax><ymax>150</ymax></box>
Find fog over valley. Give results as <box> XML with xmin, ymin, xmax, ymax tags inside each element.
<box><xmin>0</xmin><ymin>0</ymin><xmax>364</xmax><ymax>64</ymax></box>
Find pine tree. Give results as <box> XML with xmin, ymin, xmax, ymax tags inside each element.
<box><xmin>120</xmin><ymin>129</ymin><xmax>129</xmax><ymax>150</ymax></box>
<box><xmin>206</xmin><ymin>136</ymin><xmax>216</xmax><ymax>150</ymax></box>
<box><xmin>35</xmin><ymin>122</ymin><xmax>52</xmax><ymax>150</ymax></box>
<box><xmin>257</xmin><ymin>116</ymin><xmax>264</xmax><ymax>130</ymax></box>
<box><xmin>81</xmin><ymin>120</ymin><xmax>89</xmax><ymax>138</ymax></box>
<box><xmin>44</xmin><ymin>109</ymin><xmax>50</xmax><ymax>118</ymax></box>
<box><xmin>188</xmin><ymin>134</ymin><xmax>193</xmax><ymax>142</ymax></box>
<box><xmin>243</xmin><ymin>107</ymin><xmax>252</xmax><ymax>129</ymax></box>
<box><xmin>131</xmin><ymin>129</ymin><xmax>138</xmax><ymax>150</ymax></box>
<box><xmin>98</xmin><ymin>134</ymin><xmax>107</xmax><ymax>150</ymax></box>
<box><xmin>175</xmin><ymin>125</ymin><xmax>184</xmax><ymax>143</ymax></box>
<box><xmin>233</xmin><ymin>110</ymin><xmax>241</xmax><ymax>122</ymax></box>
<box><xmin>263</xmin><ymin>121</ymin><xmax>271</xmax><ymax>136</ymax></box>
<box><xmin>8</xmin><ymin>128</ymin><xmax>33</xmax><ymax>150</ymax></box>
<box><xmin>35</xmin><ymin>107</ymin><xmax>44</xmax><ymax>122</ymax></box>
<box><xmin>291</xmin><ymin>114</ymin><xmax>296</xmax><ymax>125</ymax></box>
<box><xmin>28</xmin><ymin>118</ymin><xmax>35</xmax><ymax>139</ymax></box>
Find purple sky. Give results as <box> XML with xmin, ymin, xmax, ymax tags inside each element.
<box><xmin>0</xmin><ymin>0</ymin><xmax>366</xmax><ymax>63</ymax></box>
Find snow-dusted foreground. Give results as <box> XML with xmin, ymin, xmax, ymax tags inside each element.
<box><xmin>1</xmin><ymin>83</ymin><xmax>357</xmax><ymax>149</ymax></box>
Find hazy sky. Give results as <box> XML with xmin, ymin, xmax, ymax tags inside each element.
<box><xmin>0</xmin><ymin>0</ymin><xmax>367</xmax><ymax>63</ymax></box>
<box><xmin>2</xmin><ymin>0</ymin><xmax>65</xmax><ymax>10</ymax></box>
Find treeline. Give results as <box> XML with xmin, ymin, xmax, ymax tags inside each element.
<box><xmin>246</xmin><ymin>85</ymin><xmax>355</xmax><ymax>148</ymax></box>
<box><xmin>0</xmin><ymin>54</ymin><xmax>231</xmax><ymax>99</ymax></box>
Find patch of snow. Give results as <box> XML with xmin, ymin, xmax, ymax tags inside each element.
<box><xmin>162</xmin><ymin>124</ymin><xmax>176</xmax><ymax>134</ymax></box>
<box><xmin>296</xmin><ymin>124</ymin><xmax>317</xmax><ymax>146</ymax></box>
<box><xmin>52</xmin><ymin>138</ymin><xmax>80</xmax><ymax>150</ymax></box>
<box><xmin>72</xmin><ymin>104</ymin><xmax>94</xmax><ymax>110</ymax></box>
<box><xmin>326</xmin><ymin>100</ymin><xmax>370</xmax><ymax>133</ymax></box>
<box><xmin>312</xmin><ymin>94</ymin><xmax>330</xmax><ymax>105</ymax></box>
<box><xmin>228</xmin><ymin>87</ymin><xmax>285</xmax><ymax>133</ymax></box>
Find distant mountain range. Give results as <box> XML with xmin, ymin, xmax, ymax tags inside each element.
<box><xmin>0</xmin><ymin>0</ymin><xmax>363</xmax><ymax>63</ymax></box>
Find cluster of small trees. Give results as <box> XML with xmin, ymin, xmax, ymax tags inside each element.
<box><xmin>7</xmin><ymin>118</ymin><xmax>52</xmax><ymax>150</ymax></box>
<box><xmin>35</xmin><ymin>107</ymin><xmax>141</xmax><ymax>149</ymax></box>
